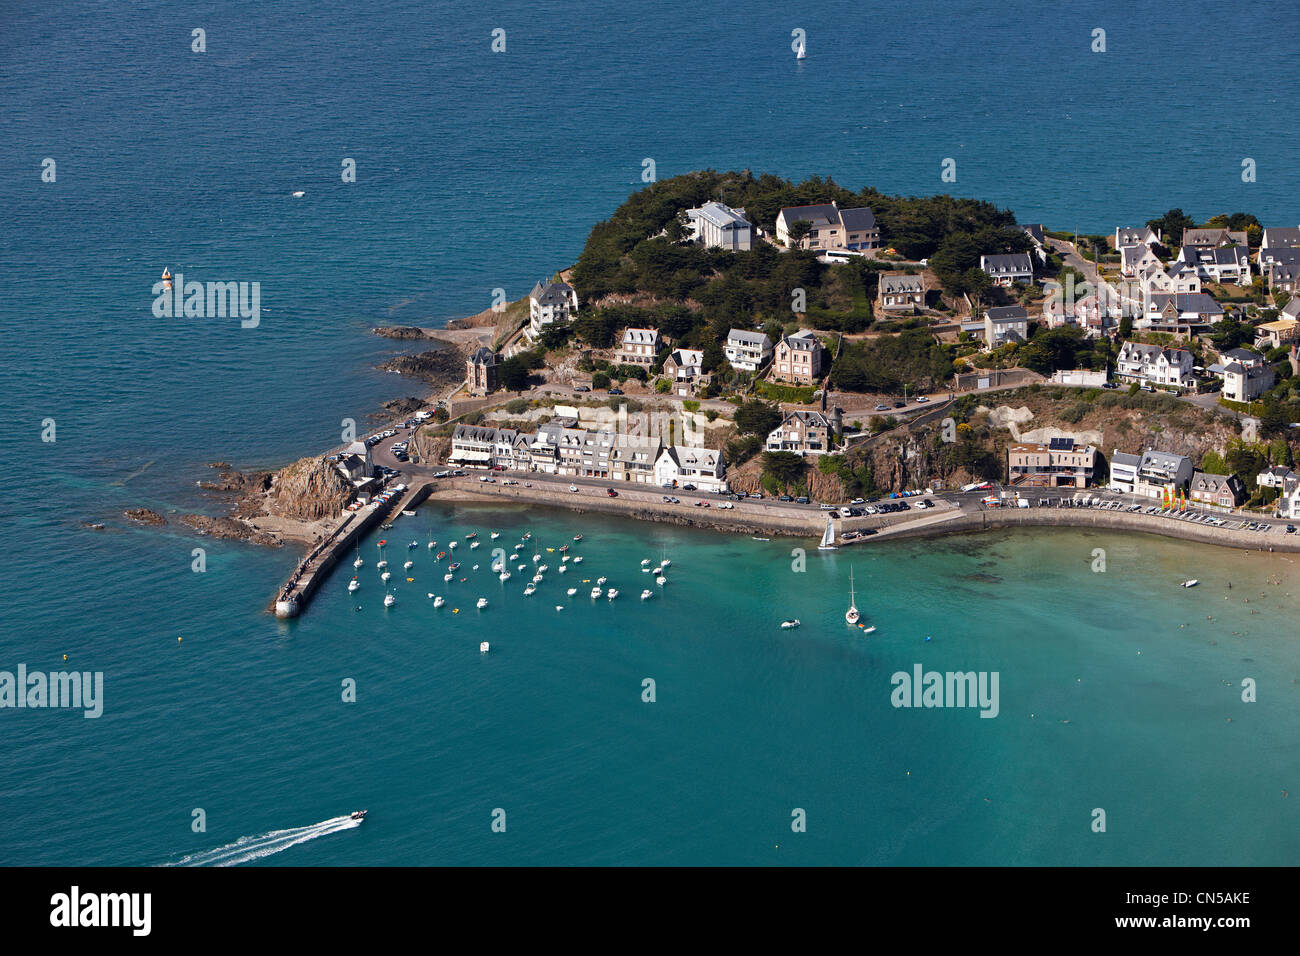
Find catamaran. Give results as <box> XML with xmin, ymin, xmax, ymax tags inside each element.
<box><xmin>818</xmin><ymin>515</ymin><xmax>837</xmax><ymax>550</ymax></box>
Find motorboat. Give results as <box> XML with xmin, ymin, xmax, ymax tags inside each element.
<box><xmin>350</xmin><ymin>810</ymin><xmax>367</xmax><ymax>822</ymax></box>
<box><xmin>573</xmin><ymin>534</ymin><xmax>582</xmax><ymax>541</ymax></box>
<box><xmin>523</xmin><ymin>584</ymin><xmax>536</xmax><ymax>596</ymax></box>
<box><xmin>781</xmin><ymin>619</ymin><xmax>800</xmax><ymax>629</ymax></box>
<box><xmin>443</xmin><ymin>573</ymin><xmax>453</xmax><ymax>583</ymax></box>
<box><xmin>433</xmin><ymin>596</ymin><xmax>445</xmax><ymax>608</ymax></box>
<box><xmin>641</xmin><ymin>558</ymin><xmax>651</xmax><ymax>566</ymax></box>
<box><xmin>567</xmin><ymin>587</ymin><xmax>578</xmax><ymax>596</ymax></box>
<box><xmin>607</xmin><ymin>589</ymin><xmax>619</xmax><ymax>600</ymax></box>
<box><xmin>449</xmin><ymin>541</ymin><xmax>458</xmax><ymax>550</ymax></box>
<box><xmin>470</xmin><ymin>542</ymin><xmax>480</xmax><ymax>550</ymax></box>
<box><xmin>656</xmin><ymin>575</ymin><xmax>667</xmax><ymax>586</ymax></box>
<box><xmin>499</xmin><ymin>571</ymin><xmax>511</xmax><ymax>582</ymax></box>
<box><xmin>538</xmin><ymin>564</ymin><xmax>548</xmax><ymax>573</ymax></box>
<box><xmin>465</xmin><ymin>532</ymin><xmax>477</xmax><ymax>540</ymax></box>
<box><xmin>863</xmin><ymin>625</ymin><xmax>877</xmax><ymax>634</ymax></box>
<box><xmin>1181</xmin><ymin>579</ymin><xmax>1198</xmax><ymax>588</ymax></box>
<box><xmin>490</xmin><ymin>532</ymin><xmax>500</xmax><ymax>540</ymax></box>
<box><xmin>348</xmin><ymin>578</ymin><xmax>360</xmax><ymax>592</ymax></box>
<box><xmin>641</xmin><ymin>589</ymin><xmax>653</xmax><ymax>600</ymax></box>
<box><xmin>591</xmin><ymin>587</ymin><xmax>602</xmax><ymax>599</ymax></box>
<box><xmin>381</xmin><ymin>571</ymin><xmax>391</xmax><ymax>582</ymax></box>
<box><xmin>480</xmin><ymin>641</ymin><xmax>490</xmax><ymax>653</ymax></box>
<box><xmin>572</xmin><ymin>556</ymin><xmax>583</xmax><ymax>564</ymax></box>
<box><xmin>449</xmin><ymin>562</ymin><xmax>461</xmax><ymax>572</ymax></box>
<box><xmin>532</xmin><ymin>574</ymin><xmax>543</xmax><ymax>584</ymax></box>
<box><xmin>404</xmin><ymin>560</ymin><xmax>414</xmax><ymax>570</ymax></box>
<box><xmin>558</xmin><ymin>564</ymin><xmax>567</xmax><ymax>573</ymax></box>
<box><xmin>597</xmin><ymin>576</ymin><xmax>607</xmax><ymax>585</ymax></box>
<box><xmin>384</xmin><ymin>593</ymin><xmax>396</xmax><ymax>608</ymax></box>
<box><xmin>477</xmin><ymin>597</ymin><xmax>488</xmax><ymax>609</ymax></box>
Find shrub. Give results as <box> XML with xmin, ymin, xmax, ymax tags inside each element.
<box><xmin>655</xmin><ymin>378</ymin><xmax>671</xmax><ymax>394</ymax></box>
<box><xmin>592</xmin><ymin>371</ymin><xmax>611</xmax><ymax>389</ymax></box>
<box><xmin>504</xmin><ymin>398</ymin><xmax>529</xmax><ymax>414</ymax></box>
<box><xmin>683</xmin><ymin>399</ymin><xmax>700</xmax><ymax>413</ymax></box>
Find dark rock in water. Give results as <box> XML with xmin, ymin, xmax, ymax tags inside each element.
<box><xmin>263</xmin><ymin>455</ymin><xmax>353</xmax><ymax>522</ymax></box>
<box><xmin>381</xmin><ymin>397</ymin><xmax>425</xmax><ymax>417</ymax></box>
<box><xmin>124</xmin><ymin>508</ymin><xmax>166</xmax><ymax>526</ymax></box>
<box><xmin>83</xmin><ymin>522</ymin><xmax>106</xmax><ymax>531</ymax></box>
<box><xmin>377</xmin><ymin>348</ymin><xmax>464</xmax><ymax>388</ymax></box>
<box><xmin>179</xmin><ymin>514</ymin><xmax>280</xmax><ymax>547</ymax></box>
<box><xmin>373</xmin><ymin>325</ymin><xmax>435</xmax><ymax>340</ymax></box>
<box><xmin>208</xmin><ymin>461</ymin><xmax>231</xmax><ymax>469</ymax></box>
<box><xmin>199</xmin><ymin>467</ymin><xmax>272</xmax><ymax>494</ymax></box>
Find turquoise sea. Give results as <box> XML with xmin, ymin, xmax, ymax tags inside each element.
<box><xmin>2</xmin><ymin>0</ymin><xmax>1298</xmax><ymax>865</ymax></box>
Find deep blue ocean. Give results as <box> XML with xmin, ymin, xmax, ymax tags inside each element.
<box><xmin>2</xmin><ymin>0</ymin><xmax>1298</xmax><ymax>865</ymax></box>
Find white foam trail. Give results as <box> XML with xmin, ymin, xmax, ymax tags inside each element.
<box><xmin>164</xmin><ymin>815</ymin><xmax>361</xmax><ymax>867</ymax></box>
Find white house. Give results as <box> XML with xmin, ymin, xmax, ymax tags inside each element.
<box><xmin>1278</xmin><ymin>474</ymin><xmax>1300</xmax><ymax>519</ymax></box>
<box><xmin>1109</xmin><ymin>448</ymin><xmax>1193</xmax><ymax>498</ymax></box>
<box><xmin>983</xmin><ymin>305</ymin><xmax>1029</xmax><ymax>346</ymax></box>
<box><xmin>724</xmin><ymin>329</ymin><xmax>772</xmax><ymax>371</ymax></box>
<box><xmin>1115</xmin><ymin>341</ymin><xmax>1195</xmax><ymax>388</ymax></box>
<box><xmin>1258</xmin><ymin>465</ymin><xmax>1296</xmax><ymax>489</ymax></box>
<box><xmin>1121</xmin><ymin>243</ymin><xmax>1162</xmax><ymax>277</ymax></box>
<box><xmin>528</xmin><ymin>279</ymin><xmax>579</xmax><ymax>338</ymax></box>
<box><xmin>1115</xmin><ymin>226</ymin><xmax>1161</xmax><ymax>249</ymax></box>
<box><xmin>765</xmin><ymin>410</ymin><xmax>835</xmax><ymax>456</ymax></box>
<box><xmin>980</xmin><ymin>253</ymin><xmax>1034</xmax><ymax>287</ymax></box>
<box><xmin>1213</xmin><ymin>347</ymin><xmax>1275</xmax><ymax>403</ymax></box>
<box><xmin>615</xmin><ymin>327</ymin><xmax>660</xmax><ymax>366</ymax></box>
<box><xmin>1177</xmin><ymin>245</ymin><xmax>1251</xmax><ymax>286</ymax></box>
<box><xmin>685</xmin><ymin>201</ymin><xmax>753</xmax><ymax>252</ymax></box>
<box><xmin>654</xmin><ymin>445</ymin><xmax>727</xmax><ymax>492</ymax></box>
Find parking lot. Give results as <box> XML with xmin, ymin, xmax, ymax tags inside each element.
<box><xmin>1017</xmin><ymin>492</ymin><xmax>1295</xmax><ymax>535</ymax></box>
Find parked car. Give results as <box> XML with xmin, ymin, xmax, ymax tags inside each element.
<box><xmin>569</xmin><ymin>485</ymin><xmax>579</xmax><ymax>493</ymax></box>
<box><xmin>915</xmin><ymin>396</ymin><xmax>929</xmax><ymax>403</ymax></box>
<box><xmin>893</xmin><ymin>401</ymin><xmax>904</xmax><ymax>408</ymax></box>
<box><xmin>682</xmin><ymin>483</ymin><xmax>696</xmax><ymax>491</ymax></box>
<box><xmin>608</xmin><ymin>387</ymin><xmax>624</xmax><ymax>395</ymax></box>
<box><xmin>795</xmin><ymin>496</ymin><xmax>810</xmax><ymax>504</ymax></box>
<box><xmin>606</xmin><ymin>488</ymin><xmax>618</xmax><ymax>497</ymax></box>
<box><xmin>778</xmin><ymin>494</ymin><xmax>793</xmax><ymax>502</ymax></box>
<box><xmin>875</xmin><ymin>404</ymin><xmax>890</xmax><ymax>412</ymax></box>
<box><xmin>573</xmin><ymin>385</ymin><xmax>591</xmax><ymax>392</ymax></box>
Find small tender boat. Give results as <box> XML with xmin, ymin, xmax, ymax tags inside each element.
<box><xmin>572</xmin><ymin>556</ymin><xmax>583</xmax><ymax>564</ymax></box>
<box><xmin>348</xmin><ymin>579</ymin><xmax>360</xmax><ymax>592</ymax></box>
<box><xmin>470</xmin><ymin>542</ymin><xmax>480</xmax><ymax>550</ymax></box>
<box><xmin>465</xmin><ymin>533</ymin><xmax>477</xmax><ymax>540</ymax></box>
<box><xmin>433</xmin><ymin>596</ymin><xmax>445</xmax><ymax>608</ymax></box>
<box><xmin>292</xmin><ymin>190</ymin><xmax>306</xmax><ymax>199</ymax></box>
<box><xmin>559</xmin><ymin>545</ymin><xmax>570</xmax><ymax>553</ymax></box>
<box><xmin>781</xmin><ymin>619</ymin><xmax>800</xmax><ymax>629</ymax></box>
<box><xmin>642</xmin><ymin>566</ymin><xmax>652</xmax><ymax>573</ymax></box>
<box><xmin>490</xmin><ymin>532</ymin><xmax>500</xmax><ymax>540</ymax></box>
<box><xmin>516</xmin><ymin>563</ymin><xmax>526</xmax><ymax>572</ymax></box>
<box><xmin>514</xmin><ymin>543</ymin><xmax>525</xmax><ymax>551</ymax></box>
<box><xmin>641</xmin><ymin>559</ymin><xmax>652</xmax><ymax>566</ymax></box>
<box><xmin>567</xmin><ymin>587</ymin><xmax>578</xmax><ymax>596</ymax></box>
<box><xmin>471</xmin><ymin>565</ymin><xmax>478</xmax><ymax>571</ymax></box>
<box><xmin>752</xmin><ymin>536</ymin><xmax>770</xmax><ymax>542</ymax></box>
<box><xmin>350</xmin><ymin>810</ymin><xmax>367</xmax><ymax>822</ymax></box>
<box><xmin>591</xmin><ymin>587</ymin><xmax>602</xmax><ymax>599</ymax></box>
<box><xmin>555</xmin><ymin>605</ymin><xmax>564</xmax><ymax>611</ymax></box>
<box><xmin>522</xmin><ymin>532</ymin><xmax>532</xmax><ymax>540</ymax></box>
<box><xmin>477</xmin><ymin>597</ymin><xmax>488</xmax><ymax>609</ymax></box>
<box><xmin>402</xmin><ymin>510</ymin><xmax>416</xmax><ymax>517</ymax></box>
<box><xmin>863</xmin><ymin>625</ymin><xmax>877</xmax><ymax>634</ymax></box>
<box><xmin>641</xmin><ymin>589</ymin><xmax>653</xmax><ymax>600</ymax></box>
<box><xmin>480</xmin><ymin>641</ymin><xmax>490</xmax><ymax>653</ymax></box>
<box><xmin>573</xmin><ymin>534</ymin><xmax>582</xmax><ymax>541</ymax></box>
<box><xmin>1181</xmin><ymin>579</ymin><xmax>1198</xmax><ymax>588</ymax></box>
<box><xmin>607</xmin><ymin>589</ymin><xmax>619</xmax><ymax>600</ymax></box>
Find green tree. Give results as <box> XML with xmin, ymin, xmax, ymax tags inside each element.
<box><xmin>499</xmin><ymin>356</ymin><xmax>530</xmax><ymax>392</ymax></box>
<box><xmin>592</xmin><ymin>371</ymin><xmax>611</xmax><ymax>390</ymax></box>
<box><xmin>761</xmin><ymin>451</ymin><xmax>805</xmax><ymax>486</ymax></box>
<box><xmin>655</xmin><ymin>377</ymin><xmax>671</xmax><ymax>394</ymax></box>
<box><xmin>786</xmin><ymin>220</ymin><xmax>813</xmax><ymax>246</ymax></box>
<box><xmin>1200</xmin><ymin>450</ymin><xmax>1226</xmax><ymax>474</ymax></box>
<box><xmin>733</xmin><ymin>399</ymin><xmax>783</xmax><ymax>436</ymax></box>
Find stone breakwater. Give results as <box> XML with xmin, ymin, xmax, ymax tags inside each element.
<box><xmin>866</xmin><ymin>506</ymin><xmax>1300</xmax><ymax>553</ymax></box>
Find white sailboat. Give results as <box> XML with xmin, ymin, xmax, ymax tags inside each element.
<box><xmin>846</xmin><ymin>568</ymin><xmax>860</xmax><ymax>625</ymax></box>
<box><xmin>818</xmin><ymin>515</ymin><xmax>837</xmax><ymax>550</ymax></box>
<box><xmin>796</xmin><ymin>41</ymin><xmax>806</xmax><ymax>60</ymax></box>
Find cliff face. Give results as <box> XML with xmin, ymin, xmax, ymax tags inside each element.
<box><xmin>265</xmin><ymin>456</ymin><xmax>354</xmax><ymax>521</ymax></box>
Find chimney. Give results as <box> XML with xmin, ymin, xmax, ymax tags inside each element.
<box><xmin>833</xmin><ymin>406</ymin><xmax>843</xmax><ymax>436</ymax></box>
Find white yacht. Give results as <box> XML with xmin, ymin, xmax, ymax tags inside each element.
<box><xmin>433</xmin><ymin>596</ymin><xmax>445</xmax><ymax>608</ymax></box>
<box><xmin>846</xmin><ymin>568</ymin><xmax>860</xmax><ymax>626</ymax></box>
<box><xmin>499</xmin><ymin>571</ymin><xmax>511</xmax><ymax>582</ymax></box>
<box><xmin>607</xmin><ymin>588</ymin><xmax>619</xmax><ymax>600</ymax></box>
<box><xmin>567</xmin><ymin>587</ymin><xmax>578</xmax><ymax>596</ymax></box>
<box><xmin>480</xmin><ymin>641</ymin><xmax>489</xmax><ymax>653</ymax></box>
<box><xmin>381</xmin><ymin>571</ymin><xmax>391</xmax><ymax>583</ymax></box>
<box><xmin>524</xmin><ymin>584</ymin><xmax>536</xmax><ymax>596</ymax></box>
<box><xmin>477</xmin><ymin>597</ymin><xmax>488</xmax><ymax>609</ymax></box>
<box><xmin>348</xmin><ymin>578</ymin><xmax>360</xmax><ymax>592</ymax></box>
<box><xmin>590</xmin><ymin>587</ymin><xmax>602</xmax><ymax>599</ymax></box>
<box><xmin>640</xmin><ymin>589</ymin><xmax>653</xmax><ymax>600</ymax></box>
<box><xmin>384</xmin><ymin>593</ymin><xmax>396</xmax><ymax>608</ymax></box>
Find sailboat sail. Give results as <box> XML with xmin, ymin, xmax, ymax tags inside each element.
<box><xmin>819</xmin><ymin>515</ymin><xmax>835</xmax><ymax>548</ymax></box>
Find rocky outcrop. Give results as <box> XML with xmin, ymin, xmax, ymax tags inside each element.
<box><xmin>179</xmin><ymin>514</ymin><xmax>280</xmax><ymax>547</ymax></box>
<box><xmin>199</xmin><ymin>467</ymin><xmax>271</xmax><ymax>494</ymax></box>
<box><xmin>125</xmin><ymin>508</ymin><xmax>166</xmax><ymax>526</ymax></box>
<box><xmin>263</xmin><ymin>456</ymin><xmax>354</xmax><ymax>522</ymax></box>
<box><xmin>373</xmin><ymin>326</ymin><xmax>435</xmax><ymax>340</ymax></box>
<box><xmin>380</xmin><ymin>397</ymin><xmax>425</xmax><ymax>418</ymax></box>
<box><xmin>378</xmin><ymin>347</ymin><xmax>465</xmax><ymax>389</ymax></box>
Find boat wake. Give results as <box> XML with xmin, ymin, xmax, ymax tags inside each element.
<box><xmin>163</xmin><ymin>815</ymin><xmax>362</xmax><ymax>867</ymax></box>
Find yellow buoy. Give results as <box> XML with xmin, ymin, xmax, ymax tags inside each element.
<box><xmin>178</xmin><ymin>637</ymin><xmax>182</xmax><ymax>643</ymax></box>
<box><xmin>63</xmin><ymin>654</ymin><xmax>67</xmax><ymax>661</ymax></box>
